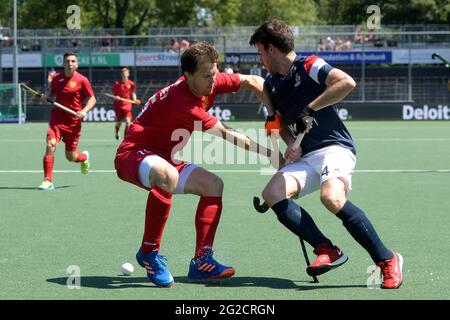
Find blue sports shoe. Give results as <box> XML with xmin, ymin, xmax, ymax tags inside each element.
<box><xmin>187</xmin><ymin>248</ymin><xmax>235</xmax><ymax>280</ymax></box>
<box><xmin>136</xmin><ymin>249</ymin><xmax>174</xmax><ymax>287</ymax></box>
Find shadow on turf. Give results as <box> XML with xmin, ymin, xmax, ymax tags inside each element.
<box><xmin>0</xmin><ymin>186</ymin><xmax>73</xmax><ymax>191</ymax></box>
<box><xmin>174</xmin><ymin>276</ymin><xmax>367</xmax><ymax>291</ymax></box>
<box><xmin>0</xmin><ymin>186</ymin><xmax>72</xmax><ymax>190</ymax></box>
<box><xmin>46</xmin><ymin>276</ymin><xmax>154</xmax><ymax>289</ymax></box>
<box><xmin>46</xmin><ymin>276</ymin><xmax>367</xmax><ymax>290</ymax></box>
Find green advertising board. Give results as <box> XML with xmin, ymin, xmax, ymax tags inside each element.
<box><xmin>44</xmin><ymin>53</ymin><xmax>120</xmax><ymax>67</ymax></box>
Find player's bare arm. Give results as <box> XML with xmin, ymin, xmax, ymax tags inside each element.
<box><xmin>237</xmin><ymin>74</ymin><xmax>274</xmax><ymax>110</ymax></box>
<box><xmin>40</xmin><ymin>84</ymin><xmax>55</xmax><ymax>103</ymax></box>
<box><xmin>278</xmin><ymin>122</ymin><xmax>301</xmax><ymax>162</ymax></box>
<box><xmin>77</xmin><ymin>95</ymin><xmax>96</xmax><ymax>119</ymax></box>
<box><xmin>210</xmin><ymin>120</ymin><xmax>284</xmax><ymax>169</ymax></box>
<box><xmin>308</xmin><ymin>68</ymin><xmax>356</xmax><ymax>111</ymax></box>
<box><xmin>40</xmin><ymin>93</ymin><xmax>55</xmax><ymax>103</ymax></box>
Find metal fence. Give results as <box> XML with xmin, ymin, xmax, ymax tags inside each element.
<box><xmin>1</xmin><ymin>27</ymin><xmax>449</xmax><ymax>105</ymax></box>
<box><xmin>1</xmin><ymin>24</ymin><xmax>449</xmax><ymax>51</ymax></box>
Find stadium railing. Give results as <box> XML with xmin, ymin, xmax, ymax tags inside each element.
<box><xmin>1</xmin><ymin>26</ymin><xmax>449</xmax><ymax>105</ymax></box>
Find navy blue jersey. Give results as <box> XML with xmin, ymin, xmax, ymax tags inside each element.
<box><xmin>265</xmin><ymin>55</ymin><xmax>356</xmax><ymax>155</ymax></box>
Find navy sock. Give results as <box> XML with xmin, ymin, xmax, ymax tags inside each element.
<box><xmin>337</xmin><ymin>201</ymin><xmax>393</xmax><ymax>263</ymax></box>
<box><xmin>271</xmin><ymin>199</ymin><xmax>333</xmax><ymax>248</ymax></box>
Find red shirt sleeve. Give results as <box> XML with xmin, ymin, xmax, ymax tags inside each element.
<box><xmin>130</xmin><ymin>81</ymin><xmax>136</xmax><ymax>93</ymax></box>
<box><xmin>81</xmin><ymin>77</ymin><xmax>94</xmax><ymax>99</ymax></box>
<box><xmin>212</xmin><ymin>73</ymin><xmax>241</xmax><ymax>94</ymax></box>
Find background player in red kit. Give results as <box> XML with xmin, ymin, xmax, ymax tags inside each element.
<box><xmin>39</xmin><ymin>52</ymin><xmax>96</xmax><ymax>191</ymax></box>
<box><xmin>115</xmin><ymin>42</ymin><xmax>280</xmax><ymax>287</ymax></box>
<box><xmin>112</xmin><ymin>67</ymin><xmax>139</xmax><ymax>140</ymax></box>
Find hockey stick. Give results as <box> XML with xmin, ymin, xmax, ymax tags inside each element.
<box><xmin>104</xmin><ymin>93</ymin><xmax>141</xmax><ymax>105</ymax></box>
<box><xmin>20</xmin><ymin>83</ymin><xmax>78</xmax><ymax>117</ymax></box>
<box><xmin>253</xmin><ymin>118</ymin><xmax>319</xmax><ymax>283</ymax></box>
<box><xmin>253</xmin><ymin>128</ymin><xmax>307</xmax><ymax>214</ymax></box>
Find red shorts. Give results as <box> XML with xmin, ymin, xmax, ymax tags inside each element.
<box><xmin>114</xmin><ymin>144</ymin><xmax>188</xmax><ymax>191</ymax></box>
<box><xmin>115</xmin><ymin>106</ymin><xmax>132</xmax><ymax>122</ymax></box>
<box><xmin>47</xmin><ymin>122</ymin><xmax>81</xmax><ymax>152</ymax></box>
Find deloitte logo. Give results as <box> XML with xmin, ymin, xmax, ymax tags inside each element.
<box><xmin>208</xmin><ymin>106</ymin><xmax>234</xmax><ymax>121</ymax></box>
<box><xmin>403</xmin><ymin>105</ymin><xmax>450</xmax><ymax>120</ymax></box>
<box><xmin>84</xmin><ymin>107</ymin><xmax>116</xmax><ymax>122</ymax></box>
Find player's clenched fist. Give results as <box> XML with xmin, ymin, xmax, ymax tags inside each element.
<box><xmin>295</xmin><ymin>106</ymin><xmax>315</xmax><ymax>134</ymax></box>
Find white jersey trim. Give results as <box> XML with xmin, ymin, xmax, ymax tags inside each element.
<box><xmin>309</xmin><ymin>58</ymin><xmax>327</xmax><ymax>84</ymax></box>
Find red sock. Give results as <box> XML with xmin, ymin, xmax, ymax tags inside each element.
<box><xmin>194</xmin><ymin>196</ymin><xmax>223</xmax><ymax>258</ymax></box>
<box><xmin>141</xmin><ymin>186</ymin><xmax>173</xmax><ymax>254</ymax></box>
<box><xmin>124</xmin><ymin>124</ymin><xmax>130</xmax><ymax>137</ymax></box>
<box><xmin>43</xmin><ymin>155</ymin><xmax>54</xmax><ymax>182</ymax></box>
<box><xmin>74</xmin><ymin>151</ymin><xmax>87</xmax><ymax>162</ymax></box>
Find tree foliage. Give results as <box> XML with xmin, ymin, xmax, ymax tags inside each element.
<box><xmin>0</xmin><ymin>0</ymin><xmax>448</xmax><ymax>35</ymax></box>
<box><xmin>316</xmin><ymin>0</ymin><xmax>449</xmax><ymax>25</ymax></box>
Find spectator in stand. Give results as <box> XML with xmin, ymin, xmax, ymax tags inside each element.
<box><xmin>335</xmin><ymin>37</ymin><xmax>343</xmax><ymax>51</ymax></box>
<box><xmin>180</xmin><ymin>39</ymin><xmax>190</xmax><ymax>52</ymax></box>
<box><xmin>1</xmin><ymin>35</ymin><xmax>12</xmax><ymax>47</ymax></box>
<box><xmin>112</xmin><ymin>37</ymin><xmax>120</xmax><ymax>47</ymax></box>
<box><xmin>317</xmin><ymin>38</ymin><xmax>325</xmax><ymax>52</ymax></box>
<box><xmin>101</xmin><ymin>33</ymin><xmax>112</xmax><ymax>53</ymax></box>
<box><xmin>325</xmin><ymin>36</ymin><xmax>335</xmax><ymax>51</ymax></box>
<box><xmin>224</xmin><ymin>65</ymin><xmax>234</xmax><ymax>74</ymax></box>
<box><xmin>341</xmin><ymin>37</ymin><xmax>352</xmax><ymax>50</ymax></box>
<box><xmin>366</xmin><ymin>30</ymin><xmax>374</xmax><ymax>42</ymax></box>
<box><xmin>169</xmin><ymin>39</ymin><xmax>180</xmax><ymax>53</ymax></box>
<box><xmin>354</xmin><ymin>26</ymin><xmax>374</xmax><ymax>44</ymax></box>
<box><xmin>354</xmin><ymin>26</ymin><xmax>363</xmax><ymax>43</ymax></box>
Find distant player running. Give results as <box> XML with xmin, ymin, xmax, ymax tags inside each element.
<box><xmin>111</xmin><ymin>67</ymin><xmax>139</xmax><ymax>140</ymax></box>
<box><xmin>39</xmin><ymin>52</ymin><xmax>96</xmax><ymax>191</ymax></box>
<box><xmin>250</xmin><ymin>20</ymin><xmax>403</xmax><ymax>289</ymax></box>
<box><xmin>115</xmin><ymin>42</ymin><xmax>279</xmax><ymax>287</ymax></box>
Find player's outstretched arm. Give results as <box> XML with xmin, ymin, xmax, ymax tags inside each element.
<box><xmin>237</xmin><ymin>74</ymin><xmax>274</xmax><ymax>113</ymax></box>
<box><xmin>209</xmin><ymin>120</ymin><xmax>284</xmax><ymax>169</ymax></box>
<box><xmin>308</xmin><ymin>68</ymin><xmax>356</xmax><ymax>111</ymax></box>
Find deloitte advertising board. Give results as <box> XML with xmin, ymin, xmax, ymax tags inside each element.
<box><xmin>335</xmin><ymin>103</ymin><xmax>450</xmax><ymax>121</ymax></box>
<box><xmin>25</xmin><ymin>104</ymin><xmax>250</xmax><ymax>122</ymax></box>
<box><xmin>26</xmin><ymin>103</ymin><xmax>449</xmax><ymax>122</ymax></box>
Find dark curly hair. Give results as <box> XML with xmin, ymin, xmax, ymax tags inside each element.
<box><xmin>249</xmin><ymin>19</ymin><xmax>294</xmax><ymax>54</ymax></box>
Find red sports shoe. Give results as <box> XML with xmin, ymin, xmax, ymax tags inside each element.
<box><xmin>307</xmin><ymin>243</ymin><xmax>349</xmax><ymax>276</ymax></box>
<box><xmin>378</xmin><ymin>252</ymin><xmax>403</xmax><ymax>289</ymax></box>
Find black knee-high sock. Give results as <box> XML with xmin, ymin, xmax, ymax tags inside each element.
<box><xmin>337</xmin><ymin>201</ymin><xmax>393</xmax><ymax>263</ymax></box>
<box><xmin>271</xmin><ymin>199</ymin><xmax>333</xmax><ymax>248</ymax></box>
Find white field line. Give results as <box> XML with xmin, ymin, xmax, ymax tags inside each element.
<box><xmin>2</xmin><ymin>137</ymin><xmax>450</xmax><ymax>143</ymax></box>
<box><xmin>1</xmin><ymin>169</ymin><xmax>450</xmax><ymax>174</ymax></box>
<box><xmin>0</xmin><ymin>139</ymin><xmax>115</xmax><ymax>142</ymax></box>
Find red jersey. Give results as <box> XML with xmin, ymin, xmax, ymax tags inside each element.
<box><xmin>50</xmin><ymin>71</ymin><xmax>94</xmax><ymax>126</ymax></box>
<box><xmin>120</xmin><ymin>72</ymin><xmax>241</xmax><ymax>161</ymax></box>
<box><xmin>112</xmin><ymin>79</ymin><xmax>135</xmax><ymax>108</ymax></box>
